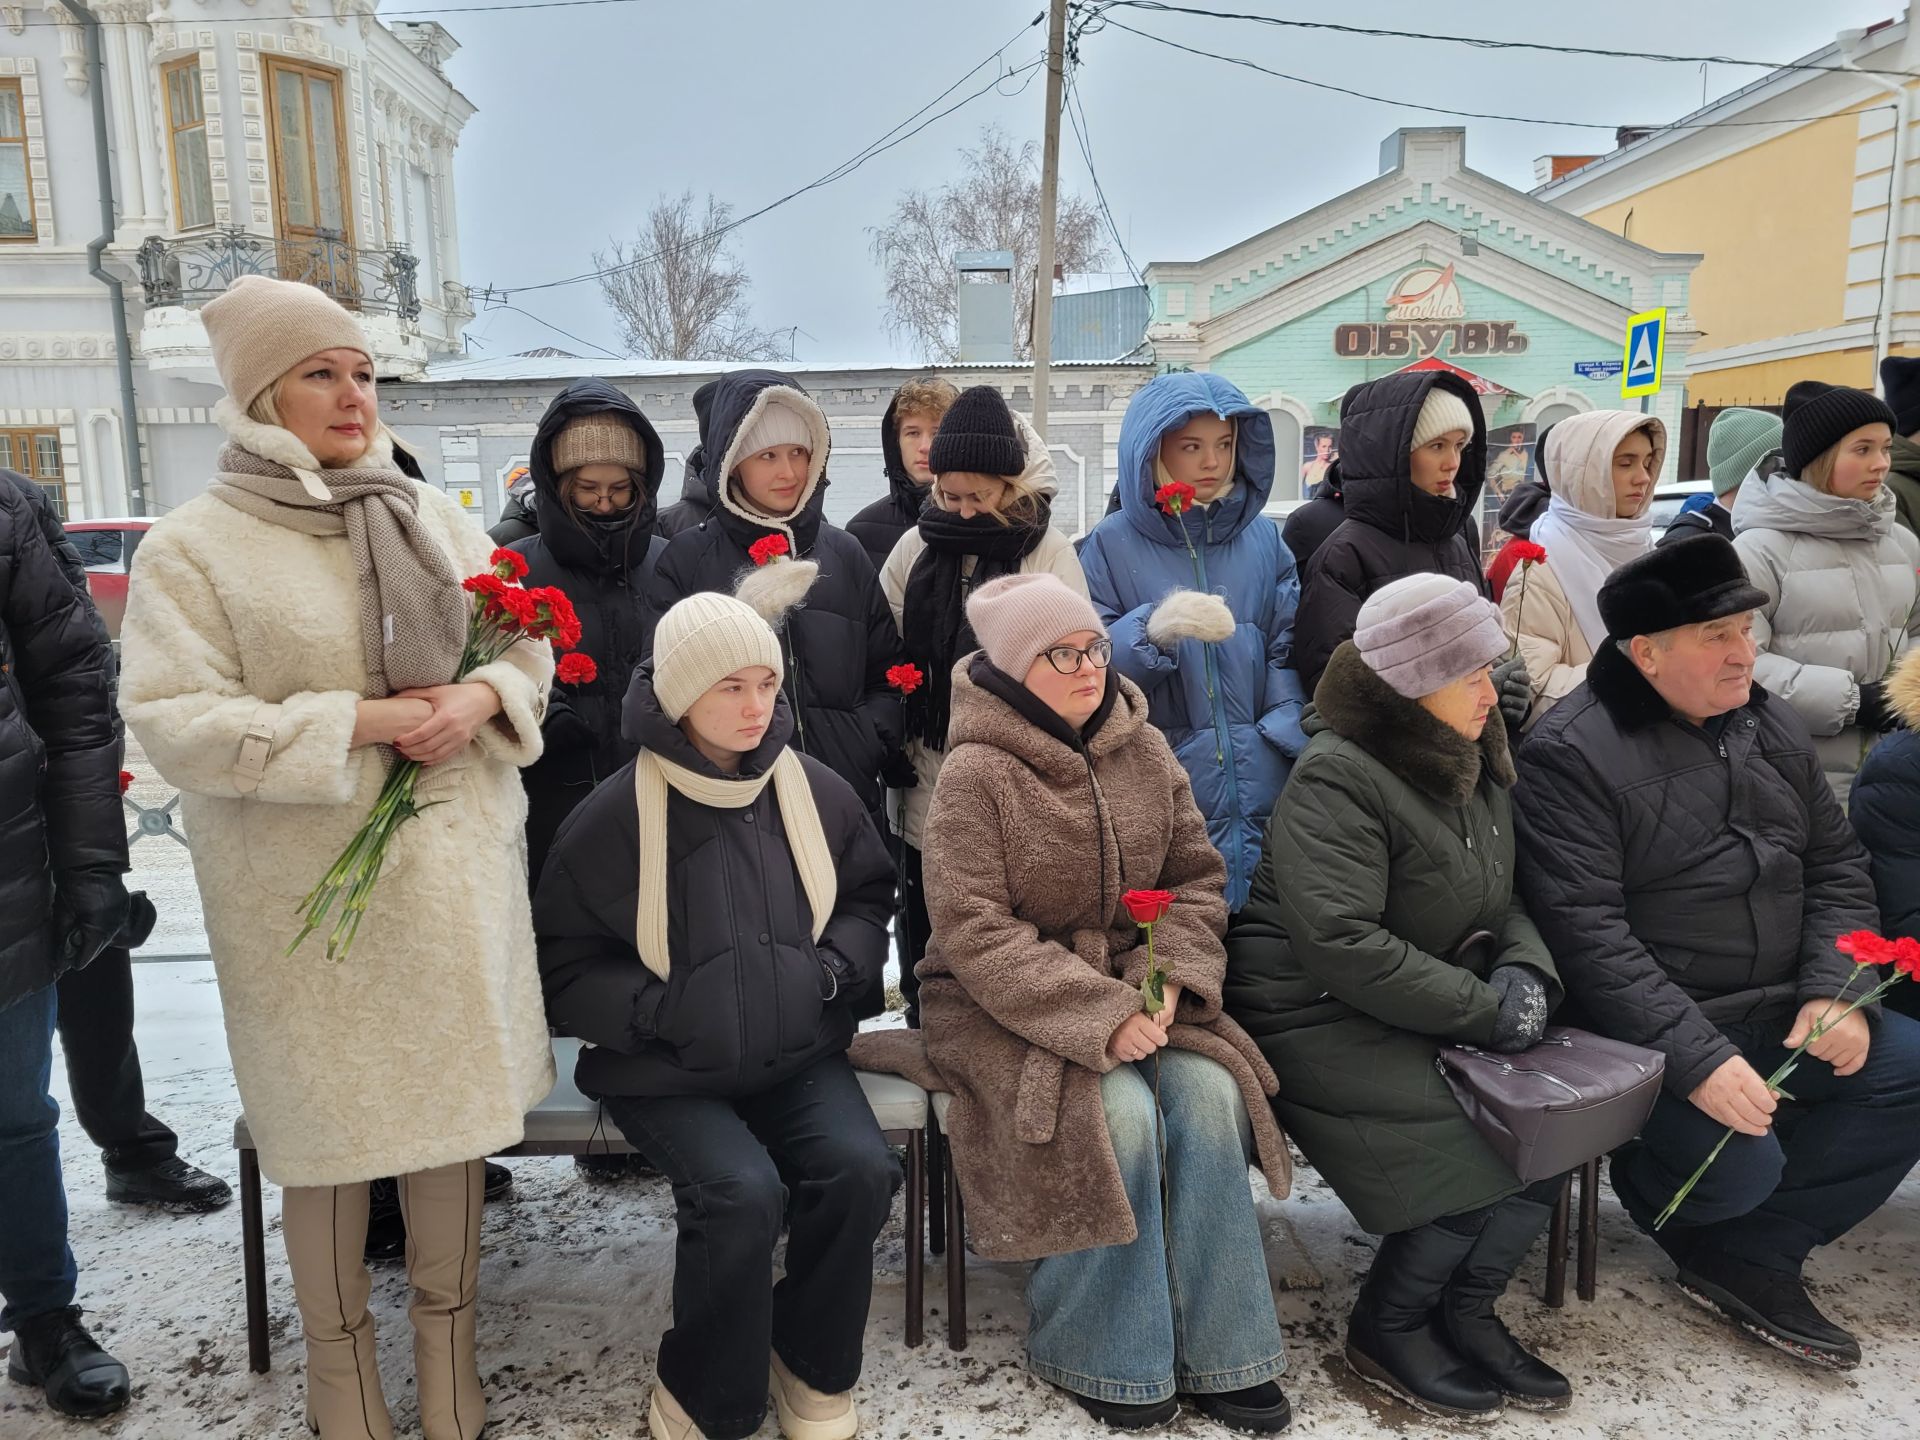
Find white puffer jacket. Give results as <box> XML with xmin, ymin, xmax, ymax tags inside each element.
<box><xmin>1732</xmin><ymin>470</ymin><xmax>1920</xmax><ymax>792</ymax></box>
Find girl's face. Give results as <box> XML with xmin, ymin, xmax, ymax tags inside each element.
<box><xmin>680</xmin><ymin>666</ymin><xmax>781</xmax><ymax>765</ymax></box>
<box><xmin>1158</xmin><ymin>414</ymin><xmax>1237</xmax><ymax>503</ymax></box>
<box><xmin>1022</xmin><ymin>629</ymin><xmax>1110</xmax><ymax>728</ymax></box>
<box><xmin>275</xmin><ymin>348</ymin><xmax>376</xmax><ymax>467</ymax></box>
<box><xmin>567</xmin><ymin>462</ymin><xmax>637</xmax><ymax>515</ymax></box>
<box><xmin>934</xmin><ymin>473</ymin><xmax>1008</xmax><ymax>521</ymax></box>
<box><xmin>1611</xmin><ymin>429</ymin><xmax>1658</xmax><ymax>519</ymax></box>
<box><xmin>1827</xmin><ymin>424</ymin><xmax>1893</xmax><ymax>501</ymax></box>
<box><xmin>733</xmin><ymin>445</ymin><xmax>811</xmax><ymax>517</ymax></box>
<box><xmin>1410</xmin><ymin>432</ymin><xmax>1468</xmax><ymax>497</ymax></box>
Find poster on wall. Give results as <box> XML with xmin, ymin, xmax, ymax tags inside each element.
<box><xmin>1484</xmin><ymin>424</ymin><xmax>1537</xmax><ymax>504</ymax></box>
<box><xmin>1301</xmin><ymin>427</ymin><xmax>1340</xmax><ymax>493</ymax></box>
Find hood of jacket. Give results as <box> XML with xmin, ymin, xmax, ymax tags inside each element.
<box><xmin>1114</xmin><ymin>371</ymin><xmax>1275</xmax><ymax>548</ymax></box>
<box><xmin>1334</xmin><ymin>370</ymin><xmax>1487</xmax><ymax>546</ymax></box>
<box><xmin>694</xmin><ymin>369</ymin><xmax>833</xmax><ymax>548</ymax></box>
<box><xmin>621</xmin><ymin>660</ymin><xmax>797</xmax><ymax>778</ymax></box>
<box><xmin>1890</xmin><ymin>647</ymin><xmax>1920</xmax><ymax>730</ymax></box>
<box><xmin>1731</xmin><ymin>467</ymin><xmax>1899</xmax><ymax>544</ymax></box>
<box><xmin>1496</xmin><ymin>476</ymin><xmax>1549</xmax><ymax>537</ymax></box>
<box><xmin>1306</xmin><ymin>641</ymin><xmax>1513</xmax><ymax>805</ymax></box>
<box><xmin>879</xmin><ymin>391</ymin><xmax>921</xmax><ymax>512</ymax></box>
<box><xmin>529</xmin><ymin>378</ymin><xmax>666</xmax><ymax>575</ymax></box>
<box><xmin>944</xmin><ymin>654</ymin><xmax>1150</xmax><ymax>788</ymax></box>
<box><xmin>1542</xmin><ymin>410</ymin><xmax>1666</xmax><ymax>521</ymax></box>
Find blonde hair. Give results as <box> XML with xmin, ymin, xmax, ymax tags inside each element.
<box><xmin>934</xmin><ymin>468</ymin><xmax>1045</xmax><ymax>528</ymax></box>
<box><xmin>893</xmin><ymin>376</ymin><xmax>959</xmax><ymax>428</ymax></box>
<box><xmin>244</xmin><ymin>368</ymin><xmax>375</xmax><ymax>468</ymax></box>
<box><xmin>1798</xmin><ymin>447</ymin><xmax>1837</xmax><ymax>495</ymax></box>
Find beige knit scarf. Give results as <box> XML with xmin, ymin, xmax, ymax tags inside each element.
<box><xmin>631</xmin><ymin>747</ymin><xmax>837</xmax><ymax>982</ymax></box>
<box><xmin>207</xmin><ymin>411</ymin><xmax>468</xmax><ymax>698</ymax></box>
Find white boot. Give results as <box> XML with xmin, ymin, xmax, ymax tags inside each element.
<box><xmin>648</xmin><ymin>1383</ymin><xmax>707</xmax><ymax>1440</ymax></box>
<box><xmin>769</xmin><ymin>1352</ymin><xmax>858</xmax><ymax>1440</ymax></box>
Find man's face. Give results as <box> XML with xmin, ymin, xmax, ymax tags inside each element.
<box><xmin>1633</xmin><ymin>612</ymin><xmax>1758</xmax><ymax>723</ymax></box>
<box><xmin>898</xmin><ymin>411</ymin><xmax>943</xmax><ymax>486</ymax></box>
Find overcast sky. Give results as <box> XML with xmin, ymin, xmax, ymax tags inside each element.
<box><xmin>437</xmin><ymin>0</ymin><xmax>1900</xmax><ymax>365</ymax></box>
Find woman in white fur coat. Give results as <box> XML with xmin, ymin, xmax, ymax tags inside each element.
<box><xmin>118</xmin><ymin>276</ymin><xmax>554</xmax><ymax>1440</ymax></box>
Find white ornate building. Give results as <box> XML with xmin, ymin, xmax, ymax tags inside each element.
<box><xmin>0</xmin><ymin>0</ymin><xmax>473</xmax><ymax>518</ymax></box>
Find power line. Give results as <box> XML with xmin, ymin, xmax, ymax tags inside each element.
<box><xmin>1084</xmin><ymin>1</ymin><xmax>1919</xmax><ymax>80</ymax></box>
<box><xmin>1062</xmin><ymin>70</ymin><xmax>1140</xmax><ymax>290</ymax></box>
<box><xmin>1091</xmin><ymin>13</ymin><xmax>1896</xmax><ymax>134</ymax></box>
<box><xmin>471</xmin><ymin>299</ymin><xmax>624</xmax><ymax>360</ymax></box>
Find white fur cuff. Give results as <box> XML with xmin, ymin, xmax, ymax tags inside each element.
<box><xmin>734</xmin><ymin>558</ymin><xmax>821</xmax><ymax>627</ymax></box>
<box><xmin>1147</xmin><ymin>589</ymin><xmax>1235</xmax><ymax>647</ymax></box>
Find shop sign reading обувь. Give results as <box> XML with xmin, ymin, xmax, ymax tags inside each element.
<box><xmin>1333</xmin><ymin>264</ymin><xmax>1531</xmax><ymax>360</ymax></box>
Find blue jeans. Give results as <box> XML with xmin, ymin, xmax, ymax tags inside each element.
<box><xmin>1026</xmin><ymin>1049</ymin><xmax>1288</xmax><ymax>1404</ymax></box>
<box><xmin>1612</xmin><ymin>1009</ymin><xmax>1920</xmax><ymax>1273</ymax></box>
<box><xmin>0</xmin><ymin>984</ymin><xmax>77</xmax><ymax>1331</ymax></box>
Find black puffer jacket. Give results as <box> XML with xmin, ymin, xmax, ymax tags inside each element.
<box><xmin>1294</xmin><ymin>371</ymin><xmax>1488</xmax><ymax>688</ymax></box>
<box><xmin>1513</xmin><ymin>644</ymin><xmax>1879</xmax><ymax>1101</ymax></box>
<box><xmin>534</xmin><ymin>676</ymin><xmax>894</xmax><ymax>1099</ymax></box>
<box><xmin>846</xmin><ymin>391</ymin><xmax>928</xmax><ymax>573</ymax></box>
<box><xmin>654</xmin><ymin>377</ymin><xmax>724</xmax><ymax>540</ymax></box>
<box><xmin>646</xmin><ymin>370</ymin><xmax>904</xmax><ymax>820</ymax></box>
<box><xmin>510</xmin><ymin>379</ymin><xmax>668</xmax><ymax>886</ymax></box>
<box><xmin>1</xmin><ymin>470</ymin><xmax>126</xmax><ymax>1009</ymax></box>
<box><xmin>1281</xmin><ymin>470</ymin><xmax>1344</xmax><ymax>575</ymax></box>
<box><xmin>487</xmin><ymin>471</ymin><xmax>538</xmax><ymax>546</ymax></box>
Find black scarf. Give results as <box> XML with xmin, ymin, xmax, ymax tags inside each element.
<box><xmin>902</xmin><ymin>496</ymin><xmax>1052</xmax><ymax>748</ymax></box>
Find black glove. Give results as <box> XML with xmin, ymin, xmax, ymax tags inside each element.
<box><xmin>880</xmin><ymin>749</ymin><xmax>918</xmax><ymax>790</ymax></box>
<box><xmin>1856</xmin><ymin>679</ymin><xmax>1904</xmax><ymax>734</ymax></box>
<box><xmin>1487</xmin><ymin>964</ymin><xmax>1549</xmax><ymax>1053</ymax></box>
<box><xmin>1491</xmin><ymin>655</ymin><xmax>1533</xmax><ymax>733</ymax></box>
<box><xmin>53</xmin><ymin>870</ymin><xmax>134</xmax><ymax>973</ymax></box>
<box><xmin>543</xmin><ymin>706</ymin><xmax>597</xmax><ymax>753</ymax></box>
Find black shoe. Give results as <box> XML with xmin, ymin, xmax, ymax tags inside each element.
<box><xmin>103</xmin><ymin>1156</ymin><xmax>233</xmax><ymax>1213</ymax></box>
<box><xmin>1676</xmin><ymin>1250</ymin><xmax>1861</xmax><ymax>1370</ymax></box>
<box><xmin>1067</xmin><ymin>1391</ymin><xmax>1178</xmax><ymax>1430</ymax></box>
<box><xmin>363</xmin><ymin>1176</ymin><xmax>405</xmax><ymax>1264</ymax></box>
<box><xmin>575</xmin><ymin>1153</ymin><xmax>630</xmax><ymax>1181</ymax></box>
<box><xmin>483</xmin><ymin>1161</ymin><xmax>512</xmax><ymax>1203</ymax></box>
<box><xmin>1186</xmin><ymin>1382</ymin><xmax>1291</xmax><ymax>1433</ymax></box>
<box><xmin>1347</xmin><ymin>1224</ymin><xmax>1503</xmax><ymax>1421</ymax></box>
<box><xmin>1442</xmin><ymin>1194</ymin><xmax>1572</xmax><ymax>1410</ymax></box>
<box><xmin>6</xmin><ymin>1307</ymin><xmax>131</xmax><ymax>1419</ymax></box>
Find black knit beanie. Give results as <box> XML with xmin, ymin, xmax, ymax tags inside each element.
<box><xmin>929</xmin><ymin>385</ymin><xmax>1025</xmax><ymax>478</ymax></box>
<box><xmin>1879</xmin><ymin>356</ymin><xmax>1920</xmax><ymax>438</ymax></box>
<box><xmin>1780</xmin><ymin>380</ymin><xmax>1896</xmax><ymax>479</ymax></box>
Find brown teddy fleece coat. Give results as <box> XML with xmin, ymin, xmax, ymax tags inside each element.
<box><xmin>858</xmin><ymin>658</ymin><xmax>1289</xmax><ymax>1262</ymax></box>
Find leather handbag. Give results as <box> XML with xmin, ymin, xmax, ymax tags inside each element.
<box><xmin>1436</xmin><ymin>932</ymin><xmax>1666</xmax><ymax>1184</ymax></box>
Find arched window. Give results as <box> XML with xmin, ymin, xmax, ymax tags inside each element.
<box><xmin>1266</xmin><ymin>408</ymin><xmax>1304</xmax><ymax>504</ymax></box>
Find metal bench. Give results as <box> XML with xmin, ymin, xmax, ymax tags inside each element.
<box><xmin>234</xmin><ymin>1039</ymin><xmax>932</xmax><ymax>1373</ymax></box>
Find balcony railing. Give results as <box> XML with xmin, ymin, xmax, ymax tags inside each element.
<box><xmin>137</xmin><ymin>229</ymin><xmax>421</xmax><ymax>320</ymax></box>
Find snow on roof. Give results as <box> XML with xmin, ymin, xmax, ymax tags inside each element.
<box><xmin>411</xmin><ymin>353</ymin><xmax>1149</xmax><ymax>385</ymax></box>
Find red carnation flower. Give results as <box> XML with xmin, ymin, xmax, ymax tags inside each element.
<box><xmin>119</xmin><ymin>769</ymin><xmax>134</xmax><ymax>795</ymax></box>
<box><xmin>463</xmin><ymin>572</ymin><xmax>509</xmax><ymax>598</ymax></box>
<box><xmin>555</xmin><ymin>652</ymin><xmax>598</xmax><ymax>686</ymax></box>
<box><xmin>1894</xmin><ymin>936</ymin><xmax>1920</xmax><ymax>978</ymax></box>
<box><xmin>1123</xmin><ymin>888</ymin><xmax>1176</xmax><ymax>926</ymax></box>
<box><xmin>1509</xmin><ymin>540</ymin><xmax>1549</xmax><ymax>565</ymax></box>
<box><xmin>749</xmin><ymin>534</ymin><xmax>791</xmax><ymax>566</ymax></box>
<box><xmin>1154</xmin><ymin>481</ymin><xmax>1197</xmax><ymax>517</ymax></box>
<box><xmin>490</xmin><ymin>547</ymin><xmax>529</xmax><ymax>581</ymax></box>
<box><xmin>887</xmin><ymin>663</ymin><xmax>924</xmax><ymax>695</ymax></box>
<box><xmin>1837</xmin><ymin>930</ymin><xmax>1897</xmax><ymax>966</ymax></box>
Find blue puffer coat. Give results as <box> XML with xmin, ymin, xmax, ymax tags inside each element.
<box><xmin>1078</xmin><ymin>372</ymin><xmax>1308</xmax><ymax>911</ymax></box>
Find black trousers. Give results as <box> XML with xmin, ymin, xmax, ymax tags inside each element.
<box><xmin>895</xmin><ymin>844</ymin><xmax>932</xmax><ymax>1029</ymax></box>
<box><xmin>603</xmin><ymin>1054</ymin><xmax>899</xmax><ymax>1440</ymax></box>
<box><xmin>53</xmin><ymin>946</ymin><xmax>176</xmax><ymax>1169</ymax></box>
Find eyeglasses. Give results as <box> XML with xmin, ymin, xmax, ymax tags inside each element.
<box><xmin>1041</xmin><ymin>639</ymin><xmax>1113</xmax><ymax>675</ymax></box>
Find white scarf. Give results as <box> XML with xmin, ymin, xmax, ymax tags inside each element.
<box><xmin>1529</xmin><ymin>497</ymin><xmax>1653</xmax><ymax>649</ymax></box>
<box><xmin>631</xmin><ymin>747</ymin><xmax>836</xmax><ymax>982</ymax></box>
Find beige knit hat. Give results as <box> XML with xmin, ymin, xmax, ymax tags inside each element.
<box><xmin>200</xmin><ymin>275</ymin><xmax>372</xmax><ymax>411</ymax></box>
<box><xmin>1410</xmin><ymin>388</ymin><xmax>1476</xmax><ymax>450</ymax></box>
<box><xmin>966</xmin><ymin>572</ymin><xmax>1106</xmax><ymax>678</ymax></box>
<box><xmin>652</xmin><ymin>592</ymin><xmax>786</xmax><ymax>722</ymax></box>
<box><xmin>735</xmin><ymin>397</ymin><xmax>815</xmax><ymax>462</ymax></box>
<box><xmin>552</xmin><ymin>412</ymin><xmax>646</xmax><ymax>475</ymax></box>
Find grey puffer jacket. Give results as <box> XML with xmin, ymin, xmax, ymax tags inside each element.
<box><xmin>1731</xmin><ymin>471</ymin><xmax>1920</xmax><ymax>791</ymax></box>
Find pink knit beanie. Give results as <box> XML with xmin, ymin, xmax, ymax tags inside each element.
<box><xmin>966</xmin><ymin>573</ymin><xmax>1106</xmax><ymax>677</ymax></box>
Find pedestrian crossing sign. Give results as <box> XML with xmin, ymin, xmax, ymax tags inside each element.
<box><xmin>1622</xmin><ymin>308</ymin><xmax>1666</xmax><ymax>399</ymax></box>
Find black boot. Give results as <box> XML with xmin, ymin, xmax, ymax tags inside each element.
<box><xmin>1187</xmin><ymin>1382</ymin><xmax>1292</xmax><ymax>1433</ymax></box>
<box><xmin>1346</xmin><ymin>1224</ymin><xmax>1503</xmax><ymax>1422</ymax></box>
<box><xmin>1067</xmin><ymin>1390</ymin><xmax>1178</xmax><ymax>1430</ymax></box>
<box><xmin>363</xmin><ymin>1176</ymin><xmax>406</xmax><ymax>1264</ymax></box>
<box><xmin>103</xmin><ymin>1156</ymin><xmax>233</xmax><ymax>1212</ymax></box>
<box><xmin>1676</xmin><ymin>1250</ymin><xmax>1861</xmax><ymax>1371</ymax></box>
<box><xmin>6</xmin><ymin>1307</ymin><xmax>131</xmax><ymax>1419</ymax></box>
<box><xmin>1442</xmin><ymin>1193</ymin><xmax>1572</xmax><ymax>1410</ymax></box>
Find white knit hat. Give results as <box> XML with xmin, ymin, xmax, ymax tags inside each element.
<box><xmin>651</xmin><ymin>592</ymin><xmax>785</xmax><ymax>722</ymax></box>
<box><xmin>1410</xmin><ymin>388</ymin><xmax>1476</xmax><ymax>450</ymax></box>
<box><xmin>735</xmin><ymin>397</ymin><xmax>815</xmax><ymax>462</ymax></box>
<box><xmin>200</xmin><ymin>274</ymin><xmax>372</xmax><ymax>412</ymax></box>
<box><xmin>1354</xmin><ymin>573</ymin><xmax>1508</xmax><ymax>698</ymax></box>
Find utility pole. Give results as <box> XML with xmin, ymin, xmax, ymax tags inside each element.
<box><xmin>1029</xmin><ymin>0</ymin><xmax>1067</xmax><ymax>439</ymax></box>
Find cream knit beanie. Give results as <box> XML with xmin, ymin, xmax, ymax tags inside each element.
<box><xmin>1410</xmin><ymin>388</ymin><xmax>1476</xmax><ymax>450</ymax></box>
<box><xmin>735</xmin><ymin>397</ymin><xmax>815</xmax><ymax>462</ymax></box>
<box><xmin>651</xmin><ymin>592</ymin><xmax>786</xmax><ymax>722</ymax></box>
<box><xmin>966</xmin><ymin>572</ymin><xmax>1107</xmax><ymax>678</ymax></box>
<box><xmin>200</xmin><ymin>275</ymin><xmax>372</xmax><ymax>412</ymax></box>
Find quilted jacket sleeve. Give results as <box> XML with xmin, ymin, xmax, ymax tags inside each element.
<box><xmin>1851</xmin><ymin>741</ymin><xmax>1920</xmax><ymax>944</ymax></box>
<box><xmin>1080</xmin><ymin>529</ymin><xmax>1179</xmax><ymax>701</ymax></box>
<box><xmin>1735</xmin><ymin>531</ymin><xmax>1859</xmax><ymax>737</ymax></box>
<box><xmin>1789</xmin><ymin>740</ymin><xmax>1882</xmax><ymax>1002</ymax></box>
<box><xmin>534</xmin><ymin>845</ymin><xmax>667</xmax><ymax>1053</ymax></box>
<box><xmin>1514</xmin><ymin>731</ymin><xmax>1737</xmax><ymax>1098</ymax></box>
<box><xmin>1293</xmin><ymin>536</ymin><xmax>1366</xmax><ymax>692</ymax></box>
<box><xmin>1257</xmin><ymin>534</ymin><xmax>1309</xmax><ymax>758</ymax></box>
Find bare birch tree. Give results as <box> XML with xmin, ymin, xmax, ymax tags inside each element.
<box><xmin>595</xmin><ymin>191</ymin><xmax>784</xmax><ymax>362</ymax></box>
<box><xmin>869</xmin><ymin>126</ymin><xmax>1109</xmax><ymax>362</ymax></box>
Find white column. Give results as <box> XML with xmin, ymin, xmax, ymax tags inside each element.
<box><xmin>105</xmin><ymin>18</ymin><xmax>149</xmax><ymax>229</ymax></box>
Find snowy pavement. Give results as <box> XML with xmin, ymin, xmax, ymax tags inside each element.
<box><xmin>5</xmin><ymin>754</ymin><xmax>1917</xmax><ymax>1437</ymax></box>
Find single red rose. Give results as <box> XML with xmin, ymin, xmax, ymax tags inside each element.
<box><xmin>1837</xmin><ymin>930</ymin><xmax>1896</xmax><ymax>966</ymax></box>
<box><xmin>1509</xmin><ymin>540</ymin><xmax>1548</xmax><ymax>565</ymax></box>
<box><xmin>749</xmin><ymin>534</ymin><xmax>791</xmax><ymax>566</ymax></box>
<box><xmin>489</xmin><ymin>548</ymin><xmax>529</xmax><ymax>581</ymax></box>
<box><xmin>118</xmin><ymin>769</ymin><xmax>134</xmax><ymax>795</ymax></box>
<box><xmin>1154</xmin><ymin>481</ymin><xmax>1197</xmax><ymax>516</ymax></box>
<box><xmin>554</xmin><ymin>652</ymin><xmax>598</xmax><ymax>686</ymax></box>
<box><xmin>887</xmin><ymin>663</ymin><xmax>924</xmax><ymax>695</ymax></box>
<box><xmin>1123</xmin><ymin>888</ymin><xmax>1176</xmax><ymax>926</ymax></box>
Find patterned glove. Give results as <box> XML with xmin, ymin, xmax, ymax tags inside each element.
<box><xmin>1487</xmin><ymin>964</ymin><xmax>1550</xmax><ymax>1053</ymax></box>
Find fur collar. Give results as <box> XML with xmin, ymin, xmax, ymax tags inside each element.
<box><xmin>1889</xmin><ymin>647</ymin><xmax>1920</xmax><ymax>730</ymax></box>
<box><xmin>1587</xmin><ymin>638</ymin><xmax>1772</xmax><ymax>732</ymax></box>
<box><xmin>214</xmin><ymin>396</ymin><xmax>399</xmax><ymax>475</ymax></box>
<box><xmin>1312</xmin><ymin>642</ymin><xmax>1513</xmax><ymax>804</ymax></box>
<box><xmin>714</xmin><ymin>385</ymin><xmax>831</xmax><ymax>539</ymax></box>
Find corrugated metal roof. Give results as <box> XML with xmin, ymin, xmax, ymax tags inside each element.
<box><xmin>1051</xmin><ymin>284</ymin><xmax>1151</xmax><ymax>363</ymax></box>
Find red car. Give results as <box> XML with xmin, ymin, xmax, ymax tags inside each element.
<box><xmin>64</xmin><ymin>517</ymin><xmax>153</xmax><ymax>640</ymax></box>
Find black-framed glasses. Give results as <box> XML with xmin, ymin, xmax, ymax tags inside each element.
<box><xmin>1041</xmin><ymin>638</ymin><xmax>1113</xmax><ymax>675</ymax></box>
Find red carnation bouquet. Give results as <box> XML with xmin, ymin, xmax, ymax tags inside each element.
<box><xmin>290</xmin><ymin>548</ymin><xmax>589</xmax><ymax>962</ymax></box>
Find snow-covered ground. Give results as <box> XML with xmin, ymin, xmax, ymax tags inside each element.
<box><xmin>6</xmin><ymin>752</ymin><xmax>1918</xmax><ymax>1438</ymax></box>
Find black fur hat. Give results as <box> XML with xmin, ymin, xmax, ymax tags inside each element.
<box><xmin>1598</xmin><ymin>534</ymin><xmax>1768</xmax><ymax>640</ymax></box>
